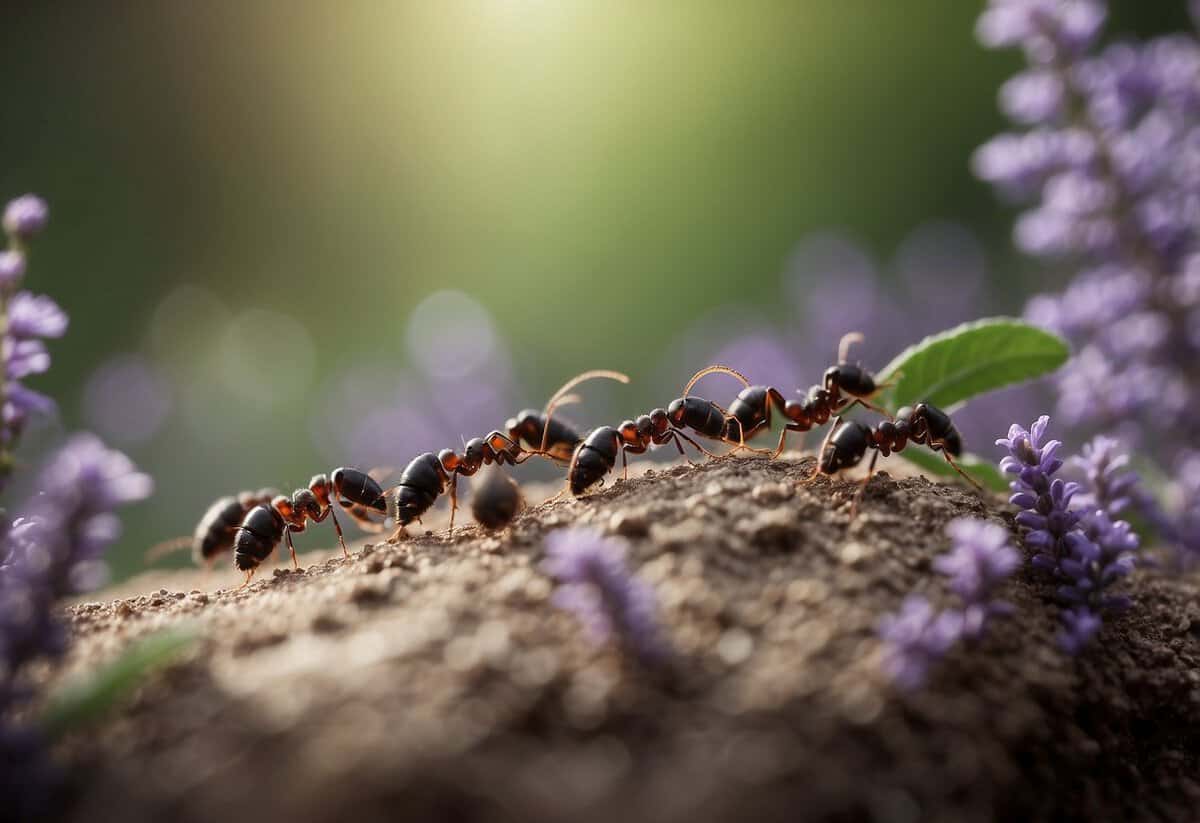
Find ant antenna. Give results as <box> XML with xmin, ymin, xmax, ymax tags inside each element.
<box><xmin>144</xmin><ymin>536</ymin><xmax>193</xmax><ymax>563</ymax></box>
<box><xmin>682</xmin><ymin>364</ymin><xmax>750</xmax><ymax>397</ymax></box>
<box><xmin>838</xmin><ymin>331</ymin><xmax>865</xmax><ymax>363</ymax></box>
<box><xmin>539</xmin><ymin>370</ymin><xmax>631</xmax><ymax>454</ymax></box>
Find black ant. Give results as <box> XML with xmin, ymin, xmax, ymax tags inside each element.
<box><xmin>144</xmin><ymin>488</ymin><xmax>279</xmax><ymax>569</ymax></box>
<box><xmin>387</xmin><ymin>370</ymin><xmax>629</xmax><ymax>537</ymax></box>
<box><xmin>815</xmin><ymin>402</ymin><xmax>981</xmax><ymax>513</ymax></box>
<box><xmin>681</xmin><ymin>332</ymin><xmax>892</xmax><ymax>459</ymax></box>
<box><xmin>232</xmin><ymin>467</ymin><xmax>388</xmax><ymax>588</ymax></box>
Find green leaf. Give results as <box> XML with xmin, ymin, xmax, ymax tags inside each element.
<box><xmin>894</xmin><ymin>448</ymin><xmax>1009</xmax><ymax>493</ymax></box>
<box><xmin>876</xmin><ymin>317</ymin><xmax>1069</xmax><ymax>411</ymax></box>
<box><xmin>39</xmin><ymin>625</ymin><xmax>199</xmax><ymax>739</ymax></box>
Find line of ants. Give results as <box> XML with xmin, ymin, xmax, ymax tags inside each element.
<box><xmin>149</xmin><ymin>334</ymin><xmax>980</xmax><ymax>589</ymax></box>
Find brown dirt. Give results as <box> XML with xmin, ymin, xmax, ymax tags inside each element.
<box><xmin>49</xmin><ymin>454</ymin><xmax>1200</xmax><ymax>823</ymax></box>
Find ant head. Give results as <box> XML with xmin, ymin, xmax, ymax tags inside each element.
<box><xmin>634</xmin><ymin>414</ymin><xmax>654</xmax><ymax>438</ymax></box>
<box><xmin>293</xmin><ymin>489</ymin><xmax>323</xmax><ymax>520</ymax></box>
<box><xmin>618</xmin><ymin>419</ymin><xmax>640</xmax><ymax>445</ymax></box>
<box><xmin>649</xmin><ymin>408</ymin><xmax>671</xmax><ymax>436</ymax></box>
<box><xmin>462</xmin><ymin>438</ymin><xmax>487</xmax><ymax>468</ymax></box>
<box><xmin>895</xmin><ymin>405</ymin><xmax>917</xmax><ymax>424</ymax></box>
<box><xmin>666</xmin><ymin>398</ymin><xmax>686</xmax><ymax>425</ymax></box>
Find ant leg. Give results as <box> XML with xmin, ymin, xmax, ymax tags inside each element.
<box><xmin>234</xmin><ymin>568</ymin><xmax>256</xmax><ymax>591</ymax></box>
<box><xmin>769</xmin><ymin>424</ymin><xmax>806</xmax><ymax>460</ymax></box>
<box><xmin>622</xmin><ymin>448</ymin><xmax>629</xmax><ymax>481</ymax></box>
<box><xmin>284</xmin><ymin>528</ymin><xmax>299</xmax><ymax>570</ymax></box>
<box><xmin>447</xmin><ymin>474</ymin><xmax>459</xmax><ymax>535</ymax></box>
<box><xmin>938</xmin><ymin>448</ymin><xmax>984</xmax><ymax>492</ymax></box>
<box><xmin>326</xmin><ymin>507</ymin><xmax>349</xmax><ymax>559</ymax></box>
<box><xmin>849</xmin><ymin>450</ymin><xmax>881</xmax><ymax>519</ymax></box>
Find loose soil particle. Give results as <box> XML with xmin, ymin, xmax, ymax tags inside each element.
<box><xmin>49</xmin><ymin>454</ymin><xmax>1200</xmax><ymax>822</ymax></box>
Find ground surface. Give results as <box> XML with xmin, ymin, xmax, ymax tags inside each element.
<box><xmin>49</xmin><ymin>454</ymin><xmax>1200</xmax><ymax>823</ymax></box>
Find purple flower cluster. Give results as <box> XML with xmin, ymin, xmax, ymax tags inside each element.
<box><xmin>998</xmin><ymin>416</ymin><xmax>1139</xmax><ymax>653</ymax></box>
<box><xmin>541</xmin><ymin>527</ymin><xmax>669</xmax><ymax>668</ymax></box>
<box><xmin>0</xmin><ymin>194</ymin><xmax>62</xmax><ymax>485</ymax></box>
<box><xmin>878</xmin><ymin>518</ymin><xmax>1019</xmax><ymax>690</ymax></box>
<box><xmin>0</xmin><ymin>434</ymin><xmax>151</xmax><ymax>820</ymax></box>
<box><xmin>976</xmin><ymin>0</ymin><xmax>1200</xmax><ymax>563</ymax></box>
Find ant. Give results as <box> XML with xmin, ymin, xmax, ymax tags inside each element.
<box><xmin>680</xmin><ymin>332</ymin><xmax>892</xmax><ymax>459</ymax></box>
<box><xmin>232</xmin><ymin>467</ymin><xmax>388</xmax><ymax>588</ymax></box>
<box><xmin>145</xmin><ymin>488</ymin><xmax>279</xmax><ymax>569</ymax></box>
<box><xmin>815</xmin><ymin>402</ymin><xmax>981</xmax><ymax>513</ymax></box>
<box><xmin>565</xmin><ymin>370</ymin><xmax>766</xmax><ymax>496</ymax></box>
<box><xmin>387</xmin><ymin>370</ymin><xmax>629</xmax><ymax>537</ymax></box>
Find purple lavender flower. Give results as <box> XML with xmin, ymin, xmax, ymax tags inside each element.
<box><xmin>0</xmin><ymin>435</ymin><xmax>150</xmax><ymax>818</ymax></box>
<box><xmin>1073</xmin><ymin>435</ymin><xmax>1138</xmax><ymax>514</ymax></box>
<box><xmin>879</xmin><ymin>519</ymin><xmax>1019</xmax><ymax>689</ymax></box>
<box><xmin>1058</xmin><ymin>606</ymin><xmax>1103</xmax><ymax>655</ymax></box>
<box><xmin>2</xmin><ymin>195</ymin><xmax>48</xmax><ymax>241</ymax></box>
<box><xmin>978</xmin><ymin>0</ymin><xmax>1200</xmax><ymax>564</ymax></box>
<box><xmin>997</xmin><ymin>416</ymin><xmax>1083</xmax><ymax>572</ymax></box>
<box><xmin>0</xmin><ymin>252</ymin><xmax>25</xmax><ymax>292</ymax></box>
<box><xmin>935</xmin><ymin>518</ymin><xmax>1021</xmax><ymax>638</ymax></box>
<box><xmin>997</xmin><ymin>417</ymin><xmax>1139</xmax><ymax>653</ymax></box>
<box><xmin>7</xmin><ymin>293</ymin><xmax>67</xmax><ymax>340</ymax></box>
<box><xmin>878</xmin><ymin>596</ymin><xmax>965</xmax><ymax>691</ymax></box>
<box><xmin>541</xmin><ymin>527</ymin><xmax>670</xmax><ymax>668</ymax></box>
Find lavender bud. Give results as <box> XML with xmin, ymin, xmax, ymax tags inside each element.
<box><xmin>2</xmin><ymin>195</ymin><xmax>49</xmax><ymax>240</ymax></box>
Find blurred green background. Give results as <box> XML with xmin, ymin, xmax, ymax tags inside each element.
<box><xmin>0</xmin><ymin>1</ymin><xmax>1189</xmax><ymax>581</ymax></box>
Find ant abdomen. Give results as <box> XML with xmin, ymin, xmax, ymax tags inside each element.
<box><xmin>506</xmin><ymin>410</ymin><xmax>581</xmax><ymax>462</ymax></box>
<box><xmin>233</xmin><ymin>504</ymin><xmax>285</xmax><ymax>573</ymax></box>
<box><xmin>819</xmin><ymin>419</ymin><xmax>874</xmax><ymax>474</ymax></box>
<box><xmin>666</xmin><ymin>397</ymin><xmax>727</xmax><ymax>439</ymax></box>
<box><xmin>329</xmin><ymin>467</ymin><xmax>387</xmax><ymax>513</ymax></box>
<box><xmin>390</xmin><ymin>452</ymin><xmax>448</xmax><ymax>526</ymax></box>
<box><xmin>824</xmin><ymin>363</ymin><xmax>877</xmax><ymax>397</ymax></box>
<box><xmin>568</xmin><ymin>427</ymin><xmax>621</xmax><ymax>495</ymax></box>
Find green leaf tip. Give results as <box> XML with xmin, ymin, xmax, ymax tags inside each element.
<box><xmin>876</xmin><ymin>317</ymin><xmax>1068</xmax><ymax>411</ymax></box>
<box><xmin>39</xmin><ymin>624</ymin><xmax>200</xmax><ymax>739</ymax></box>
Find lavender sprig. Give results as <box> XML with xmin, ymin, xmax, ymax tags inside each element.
<box><xmin>541</xmin><ymin>527</ymin><xmax>670</xmax><ymax>668</ymax></box>
<box><xmin>879</xmin><ymin>518</ymin><xmax>1019</xmax><ymax>690</ymax></box>
<box><xmin>976</xmin><ymin>0</ymin><xmax>1200</xmax><ymax>565</ymax></box>
<box><xmin>0</xmin><ymin>194</ymin><xmax>57</xmax><ymax>488</ymax></box>
<box><xmin>998</xmin><ymin>416</ymin><xmax>1139</xmax><ymax>653</ymax></box>
<box><xmin>997</xmin><ymin>415</ymin><xmax>1085</xmax><ymax>572</ymax></box>
<box><xmin>0</xmin><ymin>434</ymin><xmax>151</xmax><ymax>821</ymax></box>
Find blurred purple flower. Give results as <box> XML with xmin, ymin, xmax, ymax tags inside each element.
<box><xmin>1073</xmin><ymin>435</ymin><xmax>1138</xmax><ymax>514</ymax></box>
<box><xmin>0</xmin><ymin>252</ymin><xmax>25</xmax><ymax>291</ymax></box>
<box><xmin>880</xmin><ymin>518</ymin><xmax>1019</xmax><ymax>689</ymax></box>
<box><xmin>81</xmin><ymin>355</ymin><xmax>173</xmax><ymax>446</ymax></box>
<box><xmin>8</xmin><ymin>293</ymin><xmax>67</xmax><ymax>339</ymax></box>
<box><xmin>978</xmin><ymin>0</ymin><xmax>1200</xmax><ymax>562</ymax></box>
<box><xmin>541</xmin><ymin>527</ymin><xmax>669</xmax><ymax>668</ymax></box>
<box><xmin>1057</xmin><ymin>606</ymin><xmax>1102</xmax><ymax>655</ymax></box>
<box><xmin>0</xmin><ymin>435</ymin><xmax>150</xmax><ymax>818</ymax></box>
<box><xmin>2</xmin><ymin>195</ymin><xmax>48</xmax><ymax>241</ymax></box>
<box><xmin>878</xmin><ymin>596</ymin><xmax>965</xmax><ymax>691</ymax></box>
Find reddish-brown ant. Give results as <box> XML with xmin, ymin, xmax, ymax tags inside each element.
<box><xmin>144</xmin><ymin>488</ymin><xmax>279</xmax><ymax>569</ymax></box>
<box><xmin>386</xmin><ymin>370</ymin><xmax>629</xmax><ymax>538</ymax></box>
<box><xmin>231</xmin><ymin>467</ymin><xmax>388</xmax><ymax>588</ymax></box>
<box><xmin>815</xmin><ymin>402</ymin><xmax>981</xmax><ymax>513</ymax></box>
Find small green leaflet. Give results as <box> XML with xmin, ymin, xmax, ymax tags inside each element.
<box><xmin>39</xmin><ymin>625</ymin><xmax>199</xmax><ymax>739</ymax></box>
<box><xmin>870</xmin><ymin>318</ymin><xmax>1067</xmax><ymax>491</ymax></box>
<box><xmin>876</xmin><ymin>317</ymin><xmax>1069</xmax><ymax>411</ymax></box>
